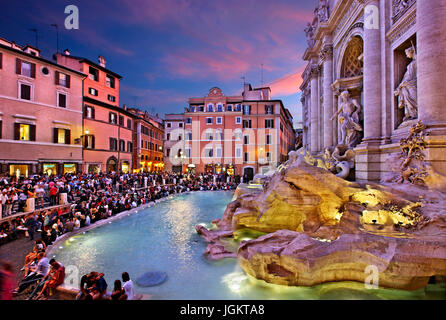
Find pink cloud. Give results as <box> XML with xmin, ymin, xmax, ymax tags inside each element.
<box><xmin>267</xmin><ymin>66</ymin><xmax>306</xmax><ymax>97</ymax></box>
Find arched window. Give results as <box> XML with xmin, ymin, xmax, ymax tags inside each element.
<box><xmin>341</xmin><ymin>36</ymin><xmax>363</xmax><ymax>78</ymax></box>
<box><xmin>207</xmin><ymin>104</ymin><xmax>214</xmax><ymax>112</ymax></box>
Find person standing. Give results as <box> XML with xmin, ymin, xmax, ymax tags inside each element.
<box><xmin>121</xmin><ymin>272</ymin><xmax>134</xmax><ymax>300</ymax></box>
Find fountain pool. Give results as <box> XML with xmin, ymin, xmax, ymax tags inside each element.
<box><xmin>49</xmin><ymin>191</ymin><xmax>445</xmax><ymax>300</ymax></box>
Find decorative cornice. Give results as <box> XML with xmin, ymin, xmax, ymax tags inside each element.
<box><xmin>392</xmin><ymin>0</ymin><xmax>416</xmax><ymax>24</ymax></box>
<box><xmin>309</xmin><ymin>64</ymin><xmax>321</xmax><ymax>79</ymax></box>
<box><xmin>386</xmin><ymin>4</ymin><xmax>416</xmax><ymax>43</ymax></box>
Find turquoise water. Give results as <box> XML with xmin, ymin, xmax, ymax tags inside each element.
<box><xmin>50</xmin><ymin>191</ymin><xmax>445</xmax><ymax>300</ymax></box>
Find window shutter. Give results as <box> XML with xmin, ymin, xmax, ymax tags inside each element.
<box><xmin>55</xmin><ymin>71</ymin><xmax>60</xmax><ymax>85</ymax></box>
<box><xmin>53</xmin><ymin>128</ymin><xmax>59</xmax><ymax>143</ymax></box>
<box><xmin>92</xmin><ymin>135</ymin><xmax>95</xmax><ymax>149</ymax></box>
<box><xmin>66</xmin><ymin>74</ymin><xmax>70</xmax><ymax>88</ymax></box>
<box><xmin>84</xmin><ymin>106</ymin><xmax>88</xmax><ymax>118</ymax></box>
<box><xmin>14</xmin><ymin>123</ymin><xmax>20</xmax><ymax>140</ymax></box>
<box><xmin>65</xmin><ymin>129</ymin><xmax>71</xmax><ymax>144</ymax></box>
<box><xmin>0</xmin><ymin>52</ymin><xmax>2</xmax><ymax>69</ymax></box>
<box><xmin>16</xmin><ymin>58</ymin><xmax>21</xmax><ymax>74</ymax></box>
<box><xmin>29</xmin><ymin>124</ymin><xmax>36</xmax><ymax>141</ymax></box>
<box><xmin>109</xmin><ymin>113</ymin><xmax>112</xmax><ymax>123</ymax></box>
<box><xmin>91</xmin><ymin>107</ymin><xmax>95</xmax><ymax>119</ymax></box>
<box><xmin>30</xmin><ymin>63</ymin><xmax>36</xmax><ymax>78</ymax></box>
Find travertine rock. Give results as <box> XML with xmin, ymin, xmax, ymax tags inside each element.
<box><xmin>197</xmin><ymin>158</ymin><xmax>446</xmax><ymax>289</ymax></box>
<box><xmin>238</xmin><ymin>230</ymin><xmax>446</xmax><ymax>290</ymax></box>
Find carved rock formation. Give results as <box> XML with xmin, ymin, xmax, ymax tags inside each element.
<box><xmin>196</xmin><ymin>153</ymin><xmax>446</xmax><ymax>290</ymax></box>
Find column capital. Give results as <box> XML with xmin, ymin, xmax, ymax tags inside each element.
<box><xmin>319</xmin><ymin>45</ymin><xmax>333</xmax><ymax>62</ymax></box>
<box><xmin>309</xmin><ymin>64</ymin><xmax>321</xmax><ymax>79</ymax></box>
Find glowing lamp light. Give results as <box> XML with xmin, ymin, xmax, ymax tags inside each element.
<box><xmin>85</xmin><ymin>129</ymin><xmax>89</xmax><ymax>135</ymax></box>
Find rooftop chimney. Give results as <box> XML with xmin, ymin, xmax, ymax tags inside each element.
<box><xmin>98</xmin><ymin>55</ymin><xmax>106</xmax><ymax>67</ymax></box>
<box><xmin>64</xmin><ymin>48</ymin><xmax>70</xmax><ymax>55</ymax></box>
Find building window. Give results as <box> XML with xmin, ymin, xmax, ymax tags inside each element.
<box><xmin>234</xmin><ymin>131</ymin><xmax>242</xmax><ymax>141</ymax></box>
<box><xmin>265</xmin><ymin>119</ymin><xmax>274</xmax><ymax>128</ymax></box>
<box><xmin>88</xmin><ymin>88</ymin><xmax>98</xmax><ymax>96</ymax></box>
<box><xmin>186</xmin><ymin>131</ymin><xmax>192</xmax><ymax>140</ymax></box>
<box><xmin>178</xmin><ymin>134</ymin><xmax>182</xmax><ymax>141</ymax></box>
<box><xmin>108</xmin><ymin>94</ymin><xmax>116</xmax><ymax>102</ymax></box>
<box><xmin>109</xmin><ymin>138</ymin><xmax>118</xmax><ymax>151</ymax></box>
<box><xmin>217</xmin><ymin>104</ymin><xmax>223</xmax><ymax>112</ymax></box>
<box><xmin>216</xmin><ymin>130</ymin><xmax>223</xmax><ymax>140</ymax></box>
<box><xmin>106</xmin><ymin>74</ymin><xmax>115</xmax><ymax>88</ymax></box>
<box><xmin>206</xmin><ymin>117</ymin><xmax>213</xmax><ymax>124</ymax></box>
<box><xmin>186</xmin><ymin>117</ymin><xmax>192</xmax><ymax>124</ymax></box>
<box><xmin>84</xmin><ymin>135</ymin><xmax>95</xmax><ymax>149</ymax></box>
<box><xmin>236</xmin><ymin>117</ymin><xmax>241</xmax><ymax>124</ymax></box>
<box><xmin>55</xmin><ymin>71</ymin><xmax>70</xmax><ymax>88</ymax></box>
<box><xmin>198</xmin><ymin>105</ymin><xmax>204</xmax><ymax>112</ymax></box>
<box><xmin>243</xmin><ymin>105</ymin><xmax>251</xmax><ymax>115</ymax></box>
<box><xmin>266</xmin><ymin>134</ymin><xmax>272</xmax><ymax>145</ymax></box>
<box><xmin>85</xmin><ymin>105</ymin><xmax>95</xmax><ymax>119</ymax></box>
<box><xmin>216</xmin><ymin>147</ymin><xmax>222</xmax><ymax>158</ymax></box>
<box><xmin>109</xmin><ymin>112</ymin><xmax>117</xmax><ymax>124</ymax></box>
<box><xmin>243</xmin><ymin>119</ymin><xmax>252</xmax><ymax>128</ymax></box>
<box><xmin>265</xmin><ymin>105</ymin><xmax>274</xmax><ymax>114</ymax></box>
<box><xmin>243</xmin><ymin>135</ymin><xmax>250</xmax><ymax>145</ymax></box>
<box><xmin>189</xmin><ymin>106</ymin><xmax>195</xmax><ymax>112</ymax></box>
<box><xmin>57</xmin><ymin>92</ymin><xmax>67</xmax><ymax>108</ymax></box>
<box><xmin>127</xmin><ymin>141</ymin><xmax>133</xmax><ymax>152</ymax></box>
<box><xmin>16</xmin><ymin>59</ymin><xmax>35</xmax><ymax>78</ymax></box>
<box><xmin>280</xmin><ymin>123</ymin><xmax>284</xmax><ymax>132</ymax></box>
<box><xmin>127</xmin><ymin>119</ymin><xmax>132</xmax><ymax>129</ymax></box>
<box><xmin>244</xmin><ymin>152</ymin><xmax>250</xmax><ymax>162</ymax></box>
<box><xmin>207</xmin><ymin>104</ymin><xmax>214</xmax><ymax>112</ymax></box>
<box><xmin>166</xmin><ymin>148</ymin><xmax>171</xmax><ymax>157</ymax></box>
<box><xmin>205</xmin><ymin>148</ymin><xmax>213</xmax><ymax>158</ymax></box>
<box><xmin>185</xmin><ymin>148</ymin><xmax>191</xmax><ymax>158</ymax></box>
<box><xmin>19</xmin><ymin>83</ymin><xmax>32</xmax><ymax>100</ymax></box>
<box><xmin>236</xmin><ymin>147</ymin><xmax>242</xmax><ymax>158</ymax></box>
<box><xmin>206</xmin><ymin>131</ymin><xmax>213</xmax><ymax>141</ymax></box>
<box><xmin>266</xmin><ymin>152</ymin><xmax>271</xmax><ymax>162</ymax></box>
<box><xmin>179</xmin><ymin>122</ymin><xmax>183</xmax><ymax>128</ymax></box>
<box><xmin>235</xmin><ymin>104</ymin><xmax>242</xmax><ymax>112</ymax></box>
<box><xmin>119</xmin><ymin>115</ymin><xmax>124</xmax><ymax>126</ymax></box>
<box><xmin>16</xmin><ymin>123</ymin><xmax>31</xmax><ymax>140</ymax></box>
<box><xmin>54</xmin><ymin>128</ymin><xmax>70</xmax><ymax>144</ymax></box>
<box><xmin>167</xmin><ymin>133</ymin><xmax>171</xmax><ymax>141</ymax></box>
<box><xmin>216</xmin><ymin>117</ymin><xmax>222</xmax><ymax>124</ymax></box>
<box><xmin>89</xmin><ymin>66</ymin><xmax>99</xmax><ymax>81</ymax></box>
<box><xmin>227</xmin><ymin>105</ymin><xmax>233</xmax><ymax>112</ymax></box>
<box><xmin>166</xmin><ymin>122</ymin><xmax>172</xmax><ymax>128</ymax></box>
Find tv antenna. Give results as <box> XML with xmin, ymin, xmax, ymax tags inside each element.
<box><xmin>51</xmin><ymin>24</ymin><xmax>59</xmax><ymax>53</ymax></box>
<box><xmin>28</xmin><ymin>28</ymin><xmax>40</xmax><ymax>48</ymax></box>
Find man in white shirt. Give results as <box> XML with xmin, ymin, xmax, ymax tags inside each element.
<box><xmin>121</xmin><ymin>272</ymin><xmax>134</xmax><ymax>300</ymax></box>
<box><xmin>15</xmin><ymin>252</ymin><xmax>49</xmax><ymax>294</ymax></box>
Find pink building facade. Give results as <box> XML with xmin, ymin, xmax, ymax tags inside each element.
<box><xmin>56</xmin><ymin>51</ymin><xmax>134</xmax><ymax>173</ymax></box>
<box><xmin>178</xmin><ymin>85</ymin><xmax>295</xmax><ymax>180</ymax></box>
<box><xmin>0</xmin><ymin>38</ymin><xmax>84</xmax><ymax>177</ymax></box>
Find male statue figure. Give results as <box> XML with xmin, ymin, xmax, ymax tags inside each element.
<box><xmin>330</xmin><ymin>91</ymin><xmax>363</xmax><ymax>148</ymax></box>
<box><xmin>395</xmin><ymin>46</ymin><xmax>417</xmax><ymax>122</ymax></box>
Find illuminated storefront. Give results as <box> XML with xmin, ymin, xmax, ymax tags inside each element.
<box><xmin>226</xmin><ymin>164</ymin><xmax>235</xmax><ymax>176</ymax></box>
<box><xmin>43</xmin><ymin>163</ymin><xmax>57</xmax><ymax>175</ymax></box>
<box><xmin>9</xmin><ymin>164</ymin><xmax>29</xmax><ymax>178</ymax></box>
<box><xmin>121</xmin><ymin>161</ymin><xmax>130</xmax><ymax>174</ymax></box>
<box><xmin>64</xmin><ymin>163</ymin><xmax>76</xmax><ymax>174</ymax></box>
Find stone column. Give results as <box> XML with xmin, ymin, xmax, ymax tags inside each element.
<box><xmin>362</xmin><ymin>0</ymin><xmax>382</xmax><ymax>143</ymax></box>
<box><xmin>321</xmin><ymin>45</ymin><xmax>334</xmax><ymax>149</ymax></box>
<box><xmin>417</xmin><ymin>0</ymin><xmax>446</xmax><ymax>124</ymax></box>
<box><xmin>309</xmin><ymin>65</ymin><xmax>320</xmax><ymax>153</ymax></box>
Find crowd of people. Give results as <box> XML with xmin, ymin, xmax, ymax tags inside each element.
<box><xmin>0</xmin><ymin>171</ymin><xmax>240</xmax><ymax>299</ymax></box>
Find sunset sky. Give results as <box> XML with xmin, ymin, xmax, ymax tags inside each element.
<box><xmin>1</xmin><ymin>0</ymin><xmax>316</xmax><ymax>127</ymax></box>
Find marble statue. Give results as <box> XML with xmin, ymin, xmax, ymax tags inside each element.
<box><xmin>330</xmin><ymin>91</ymin><xmax>363</xmax><ymax>148</ymax></box>
<box><xmin>395</xmin><ymin>46</ymin><xmax>418</xmax><ymax>122</ymax></box>
<box><xmin>317</xmin><ymin>0</ymin><xmax>329</xmax><ymax>22</ymax></box>
<box><xmin>323</xmin><ymin>144</ymin><xmax>356</xmax><ymax>179</ymax></box>
<box><xmin>304</xmin><ymin>23</ymin><xmax>315</xmax><ymax>47</ymax></box>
